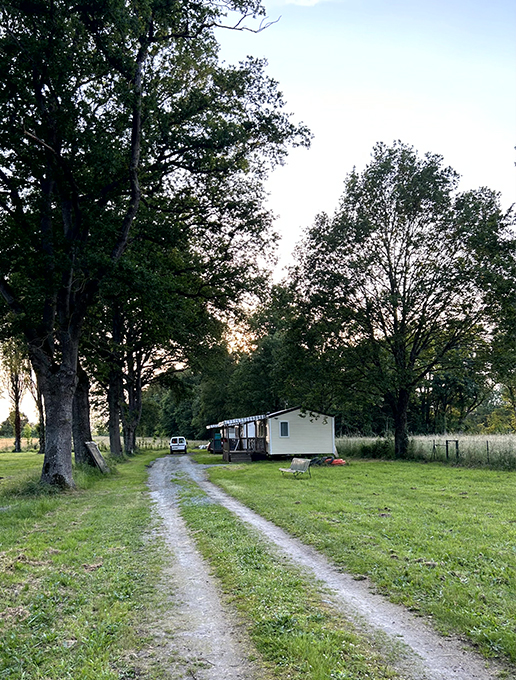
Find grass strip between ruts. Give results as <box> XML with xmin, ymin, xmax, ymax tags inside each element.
<box><xmin>206</xmin><ymin>459</ymin><xmax>516</xmax><ymax>663</ymax></box>
<box><xmin>177</xmin><ymin>477</ymin><xmax>402</xmax><ymax>680</ymax></box>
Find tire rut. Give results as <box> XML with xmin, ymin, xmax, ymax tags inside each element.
<box><xmin>165</xmin><ymin>455</ymin><xmax>505</xmax><ymax>680</ymax></box>
<box><xmin>147</xmin><ymin>457</ymin><xmax>267</xmax><ymax>680</ymax></box>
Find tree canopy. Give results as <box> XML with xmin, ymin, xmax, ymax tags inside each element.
<box><xmin>0</xmin><ymin>0</ymin><xmax>309</xmax><ymax>485</ymax></box>
<box><xmin>291</xmin><ymin>142</ymin><xmax>513</xmax><ymax>456</ymax></box>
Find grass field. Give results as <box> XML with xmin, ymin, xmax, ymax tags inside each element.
<box><xmin>178</xmin><ymin>477</ymin><xmax>402</xmax><ymax>680</ymax></box>
<box><xmin>1</xmin><ymin>451</ymin><xmax>405</xmax><ymax>680</ymax></box>
<box><xmin>0</xmin><ymin>450</ymin><xmax>164</xmax><ymax>680</ymax></box>
<box><xmin>207</xmin><ymin>458</ymin><xmax>516</xmax><ymax>663</ymax></box>
<box><xmin>2</xmin><ymin>449</ymin><xmax>515</xmax><ymax>676</ymax></box>
<box><xmin>336</xmin><ymin>434</ymin><xmax>516</xmax><ymax>469</ymax></box>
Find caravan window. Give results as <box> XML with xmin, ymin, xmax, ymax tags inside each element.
<box><xmin>279</xmin><ymin>421</ymin><xmax>289</xmax><ymax>437</ymax></box>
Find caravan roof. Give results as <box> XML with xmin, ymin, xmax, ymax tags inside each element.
<box><xmin>206</xmin><ymin>407</ymin><xmax>333</xmax><ymax>430</ymax></box>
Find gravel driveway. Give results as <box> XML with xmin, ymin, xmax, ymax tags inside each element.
<box><xmin>147</xmin><ymin>455</ymin><xmax>505</xmax><ymax>680</ymax></box>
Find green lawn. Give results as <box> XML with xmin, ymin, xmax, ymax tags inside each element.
<box><xmin>3</xmin><ymin>451</ymin><xmax>515</xmax><ymax>677</ymax></box>
<box><xmin>0</xmin><ymin>450</ymin><xmax>43</xmax><ymax>478</ymax></box>
<box><xmin>206</xmin><ymin>458</ymin><xmax>516</xmax><ymax>662</ymax></box>
<box><xmin>0</xmin><ymin>450</ymin><xmax>164</xmax><ymax>680</ymax></box>
<box><xmin>189</xmin><ymin>450</ymin><xmax>225</xmax><ymax>465</ymax></box>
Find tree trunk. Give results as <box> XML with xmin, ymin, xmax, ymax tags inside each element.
<box><xmin>122</xmin><ymin>395</ymin><xmax>141</xmax><ymax>456</ymax></box>
<box><xmin>13</xmin><ymin>397</ymin><xmax>21</xmax><ymax>452</ymax></box>
<box><xmin>72</xmin><ymin>362</ymin><xmax>96</xmax><ymax>466</ymax></box>
<box><xmin>123</xmin><ymin>420</ymin><xmax>138</xmax><ymax>456</ymax></box>
<box><xmin>393</xmin><ymin>389</ymin><xmax>410</xmax><ymax>459</ymax></box>
<box><xmin>28</xmin><ymin>330</ymin><xmax>79</xmax><ymax>488</ymax></box>
<box><xmin>35</xmin><ymin>374</ymin><xmax>46</xmax><ymax>456</ymax></box>
<box><xmin>108</xmin><ymin>369</ymin><xmax>124</xmax><ymax>458</ymax></box>
<box><xmin>121</xmin><ymin>353</ymin><xmax>143</xmax><ymax>456</ymax></box>
<box><xmin>9</xmin><ymin>370</ymin><xmax>22</xmax><ymax>452</ymax></box>
<box><xmin>38</xmin><ymin>367</ymin><xmax>77</xmax><ymax>488</ymax></box>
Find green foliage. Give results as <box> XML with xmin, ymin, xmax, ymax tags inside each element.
<box><xmin>292</xmin><ymin>142</ymin><xmax>513</xmax><ymax>456</ymax></box>
<box><xmin>138</xmin><ymin>386</ymin><xmax>166</xmax><ymax>437</ymax></box>
<box><xmin>0</xmin><ymin>418</ymin><xmax>13</xmax><ymax>438</ymax></box>
<box><xmin>0</xmin><ymin>0</ymin><xmax>309</xmax><ymax>484</ymax></box>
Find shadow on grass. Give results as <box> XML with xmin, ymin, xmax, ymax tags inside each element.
<box><xmin>0</xmin><ymin>458</ymin><xmax>124</xmax><ymax>502</ymax></box>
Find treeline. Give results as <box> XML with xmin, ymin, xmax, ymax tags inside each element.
<box><xmin>0</xmin><ymin>0</ymin><xmax>308</xmax><ymax>486</ymax></box>
<box><xmin>136</xmin><ymin>142</ymin><xmax>516</xmax><ymax>452</ymax></box>
<box><xmin>137</xmin><ymin>315</ymin><xmax>516</xmax><ymax>442</ymax></box>
<box><xmin>1</xmin><ymin>3</ymin><xmax>514</xmax><ymax>483</ymax></box>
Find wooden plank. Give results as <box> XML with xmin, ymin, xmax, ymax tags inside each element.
<box><xmin>84</xmin><ymin>441</ymin><xmax>109</xmax><ymax>474</ymax></box>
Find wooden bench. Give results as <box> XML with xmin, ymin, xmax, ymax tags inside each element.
<box><xmin>279</xmin><ymin>457</ymin><xmax>311</xmax><ymax>478</ymax></box>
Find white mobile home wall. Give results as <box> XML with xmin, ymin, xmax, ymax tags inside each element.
<box><xmin>267</xmin><ymin>409</ymin><xmax>335</xmax><ymax>456</ymax></box>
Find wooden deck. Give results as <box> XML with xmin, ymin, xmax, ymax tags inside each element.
<box><xmin>223</xmin><ymin>437</ymin><xmax>267</xmax><ymax>462</ymax></box>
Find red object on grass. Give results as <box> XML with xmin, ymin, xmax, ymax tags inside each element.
<box><xmin>331</xmin><ymin>459</ymin><xmax>346</xmax><ymax>465</ymax></box>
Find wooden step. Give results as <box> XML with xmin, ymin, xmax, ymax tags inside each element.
<box><xmin>229</xmin><ymin>452</ymin><xmax>252</xmax><ymax>463</ymax></box>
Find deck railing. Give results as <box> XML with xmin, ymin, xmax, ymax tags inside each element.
<box><xmin>225</xmin><ymin>437</ymin><xmax>266</xmax><ymax>453</ymax></box>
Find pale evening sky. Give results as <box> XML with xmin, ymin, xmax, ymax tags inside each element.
<box><xmin>217</xmin><ymin>0</ymin><xmax>516</xmax><ymax>273</ymax></box>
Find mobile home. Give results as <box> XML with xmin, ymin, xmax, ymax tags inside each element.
<box><xmin>207</xmin><ymin>407</ymin><xmax>335</xmax><ymax>462</ymax></box>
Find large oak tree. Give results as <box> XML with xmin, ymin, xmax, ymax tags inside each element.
<box><xmin>0</xmin><ymin>0</ymin><xmax>308</xmax><ymax>486</ymax></box>
<box><xmin>293</xmin><ymin>142</ymin><xmax>512</xmax><ymax>457</ymax></box>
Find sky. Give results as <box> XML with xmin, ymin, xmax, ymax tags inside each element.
<box><xmin>2</xmin><ymin>0</ymin><xmax>515</xmax><ymax>424</ymax></box>
<box><xmin>216</xmin><ymin>0</ymin><xmax>516</xmax><ymax>274</ymax></box>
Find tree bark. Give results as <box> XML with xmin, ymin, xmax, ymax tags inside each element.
<box><xmin>121</xmin><ymin>387</ymin><xmax>142</xmax><ymax>456</ymax></box>
<box><xmin>393</xmin><ymin>389</ymin><xmax>410</xmax><ymax>459</ymax></box>
<box><xmin>13</xmin><ymin>388</ymin><xmax>21</xmax><ymax>453</ymax></box>
<box><xmin>107</xmin><ymin>369</ymin><xmax>124</xmax><ymax>458</ymax></box>
<box><xmin>122</xmin><ymin>420</ymin><xmax>138</xmax><ymax>456</ymax></box>
<box><xmin>35</xmin><ymin>374</ymin><xmax>46</xmax><ymax>456</ymax></box>
<box><xmin>38</xmin><ymin>367</ymin><xmax>77</xmax><ymax>488</ymax></box>
<box><xmin>72</xmin><ymin>362</ymin><xmax>96</xmax><ymax>466</ymax></box>
<box><xmin>28</xmin><ymin>328</ymin><xmax>80</xmax><ymax>488</ymax></box>
<box><xmin>121</xmin><ymin>351</ymin><xmax>143</xmax><ymax>456</ymax></box>
<box><xmin>8</xmin><ymin>369</ymin><xmax>24</xmax><ymax>453</ymax></box>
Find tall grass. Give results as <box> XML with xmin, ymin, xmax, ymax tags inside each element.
<box><xmin>336</xmin><ymin>434</ymin><xmax>516</xmax><ymax>469</ymax></box>
<box><xmin>0</xmin><ymin>437</ymin><xmax>40</xmax><ymax>453</ymax></box>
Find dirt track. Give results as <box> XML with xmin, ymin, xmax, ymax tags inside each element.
<box><xmin>147</xmin><ymin>457</ymin><xmax>265</xmax><ymax>679</ymax></box>
<box><xmin>147</xmin><ymin>455</ymin><xmax>505</xmax><ymax>680</ymax></box>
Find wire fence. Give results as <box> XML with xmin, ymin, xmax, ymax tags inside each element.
<box><xmin>336</xmin><ymin>434</ymin><xmax>516</xmax><ymax>470</ymax></box>
<box><xmin>0</xmin><ymin>436</ymin><xmax>208</xmax><ymax>454</ymax></box>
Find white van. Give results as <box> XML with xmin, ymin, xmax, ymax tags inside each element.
<box><xmin>169</xmin><ymin>436</ymin><xmax>187</xmax><ymax>454</ymax></box>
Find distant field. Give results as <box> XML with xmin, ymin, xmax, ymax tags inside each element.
<box><xmin>0</xmin><ymin>436</ymin><xmax>207</xmax><ymax>454</ymax></box>
<box><xmin>337</xmin><ymin>433</ymin><xmax>516</xmax><ymax>468</ymax></box>
<box><xmin>0</xmin><ymin>437</ymin><xmax>39</xmax><ymax>453</ymax></box>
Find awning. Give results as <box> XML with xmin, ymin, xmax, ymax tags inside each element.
<box><xmin>206</xmin><ymin>413</ymin><xmax>268</xmax><ymax>429</ymax></box>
